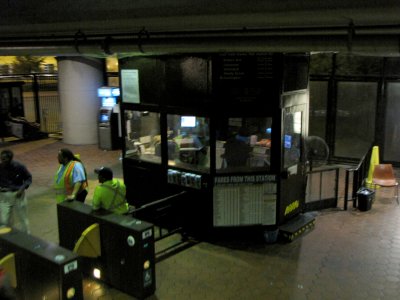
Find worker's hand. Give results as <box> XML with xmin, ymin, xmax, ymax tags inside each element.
<box><xmin>66</xmin><ymin>194</ymin><xmax>76</xmax><ymax>202</ymax></box>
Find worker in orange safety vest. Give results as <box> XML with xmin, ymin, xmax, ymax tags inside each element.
<box><xmin>54</xmin><ymin>148</ymin><xmax>88</xmax><ymax>203</ymax></box>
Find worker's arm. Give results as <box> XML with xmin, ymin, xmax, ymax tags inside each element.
<box><xmin>66</xmin><ymin>162</ymin><xmax>86</xmax><ymax>201</ymax></box>
<box><xmin>66</xmin><ymin>181</ymin><xmax>82</xmax><ymax>201</ymax></box>
<box><xmin>91</xmin><ymin>186</ymin><xmax>102</xmax><ymax>210</ymax></box>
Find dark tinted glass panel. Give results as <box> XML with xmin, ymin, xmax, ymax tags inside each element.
<box><xmin>335</xmin><ymin>82</ymin><xmax>377</xmax><ymax>158</ymax></box>
<box><xmin>309</xmin><ymin>81</ymin><xmax>328</xmax><ymax>138</ymax></box>
<box><xmin>384</xmin><ymin>58</ymin><xmax>400</xmax><ymax>76</ymax></box>
<box><xmin>384</xmin><ymin>82</ymin><xmax>400</xmax><ymax>161</ymax></box>
<box><xmin>309</xmin><ymin>52</ymin><xmax>333</xmax><ymax>75</ymax></box>
<box><xmin>283</xmin><ymin>55</ymin><xmax>309</xmax><ymax>91</ymax></box>
<box><xmin>336</xmin><ymin>54</ymin><xmax>383</xmax><ymax>76</ymax></box>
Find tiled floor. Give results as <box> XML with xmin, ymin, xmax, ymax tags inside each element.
<box><xmin>1</xmin><ymin>138</ymin><xmax>400</xmax><ymax>300</ymax></box>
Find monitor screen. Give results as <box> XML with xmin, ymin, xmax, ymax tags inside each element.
<box><xmin>101</xmin><ymin>97</ymin><xmax>117</xmax><ymax>107</ymax></box>
<box><xmin>98</xmin><ymin>87</ymin><xmax>112</xmax><ymax>97</ymax></box>
<box><xmin>100</xmin><ymin>114</ymin><xmax>110</xmax><ymax>123</ymax></box>
<box><xmin>111</xmin><ymin>88</ymin><xmax>120</xmax><ymax>97</ymax></box>
<box><xmin>284</xmin><ymin>134</ymin><xmax>292</xmax><ymax>149</ymax></box>
<box><xmin>181</xmin><ymin>116</ymin><xmax>196</xmax><ymax>127</ymax></box>
<box><xmin>98</xmin><ymin>87</ymin><xmax>120</xmax><ymax>98</ymax></box>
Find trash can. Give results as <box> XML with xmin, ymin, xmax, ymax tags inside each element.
<box><xmin>357</xmin><ymin>187</ymin><xmax>375</xmax><ymax>211</ymax></box>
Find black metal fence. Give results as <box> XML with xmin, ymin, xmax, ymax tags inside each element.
<box><xmin>343</xmin><ymin>145</ymin><xmax>373</xmax><ymax>210</ymax></box>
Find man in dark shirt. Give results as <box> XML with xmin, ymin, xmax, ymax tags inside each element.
<box><xmin>223</xmin><ymin>127</ymin><xmax>252</xmax><ymax>168</ymax></box>
<box><xmin>0</xmin><ymin>149</ymin><xmax>32</xmax><ymax>234</ymax></box>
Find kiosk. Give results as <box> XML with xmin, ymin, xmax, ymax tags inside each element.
<box><xmin>97</xmin><ymin>86</ymin><xmax>121</xmax><ymax>150</ymax></box>
<box><xmin>119</xmin><ymin>53</ymin><xmax>311</xmax><ymax>241</ymax></box>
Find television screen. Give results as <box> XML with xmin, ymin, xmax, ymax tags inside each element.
<box><xmin>181</xmin><ymin>116</ymin><xmax>196</xmax><ymax>127</ymax></box>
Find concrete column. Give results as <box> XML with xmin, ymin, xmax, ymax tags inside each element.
<box><xmin>58</xmin><ymin>57</ymin><xmax>104</xmax><ymax>145</ymax></box>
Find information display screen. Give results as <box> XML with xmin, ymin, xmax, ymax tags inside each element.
<box><xmin>101</xmin><ymin>97</ymin><xmax>117</xmax><ymax>107</ymax></box>
<box><xmin>100</xmin><ymin>113</ymin><xmax>110</xmax><ymax>123</ymax></box>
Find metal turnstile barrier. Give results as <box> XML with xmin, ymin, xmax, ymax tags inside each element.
<box><xmin>0</xmin><ymin>227</ymin><xmax>83</xmax><ymax>299</ymax></box>
<box><xmin>57</xmin><ymin>201</ymin><xmax>155</xmax><ymax>300</ymax></box>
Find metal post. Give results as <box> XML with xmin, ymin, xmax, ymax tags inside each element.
<box><xmin>344</xmin><ymin>169</ymin><xmax>350</xmax><ymax>210</ymax></box>
<box><xmin>33</xmin><ymin>74</ymin><xmax>40</xmax><ymax>123</ymax></box>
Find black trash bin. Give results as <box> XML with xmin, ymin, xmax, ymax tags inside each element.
<box><xmin>357</xmin><ymin>187</ymin><xmax>375</xmax><ymax>211</ymax></box>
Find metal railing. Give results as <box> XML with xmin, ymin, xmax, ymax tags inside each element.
<box><xmin>343</xmin><ymin>146</ymin><xmax>373</xmax><ymax>210</ymax></box>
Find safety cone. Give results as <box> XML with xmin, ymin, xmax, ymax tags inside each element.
<box><xmin>365</xmin><ymin>146</ymin><xmax>379</xmax><ymax>188</ymax></box>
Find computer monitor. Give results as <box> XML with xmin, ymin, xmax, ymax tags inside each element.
<box><xmin>181</xmin><ymin>116</ymin><xmax>196</xmax><ymax>128</ymax></box>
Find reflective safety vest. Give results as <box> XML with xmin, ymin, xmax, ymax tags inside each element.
<box><xmin>54</xmin><ymin>161</ymin><xmax>88</xmax><ymax>203</ymax></box>
<box><xmin>92</xmin><ymin>179</ymin><xmax>128</xmax><ymax>214</ymax></box>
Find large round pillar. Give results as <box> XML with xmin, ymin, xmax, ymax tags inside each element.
<box><xmin>58</xmin><ymin>57</ymin><xmax>104</xmax><ymax>145</ymax></box>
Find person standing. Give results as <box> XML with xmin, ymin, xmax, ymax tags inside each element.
<box><xmin>0</xmin><ymin>149</ymin><xmax>32</xmax><ymax>234</ymax></box>
<box><xmin>223</xmin><ymin>127</ymin><xmax>252</xmax><ymax>168</ymax></box>
<box><xmin>54</xmin><ymin>148</ymin><xmax>88</xmax><ymax>203</ymax></box>
<box><xmin>92</xmin><ymin>166</ymin><xmax>129</xmax><ymax>214</ymax></box>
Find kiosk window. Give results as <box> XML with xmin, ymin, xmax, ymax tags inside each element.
<box><xmin>167</xmin><ymin>114</ymin><xmax>210</xmax><ymax>172</ymax></box>
<box><xmin>124</xmin><ymin>110</ymin><xmax>161</xmax><ymax>164</ymax></box>
<box><xmin>216</xmin><ymin>117</ymin><xmax>272</xmax><ymax>173</ymax></box>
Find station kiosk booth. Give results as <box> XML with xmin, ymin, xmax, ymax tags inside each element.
<box><xmin>119</xmin><ymin>53</ymin><xmax>311</xmax><ymax>241</ymax></box>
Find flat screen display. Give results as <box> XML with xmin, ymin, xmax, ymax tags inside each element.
<box><xmin>101</xmin><ymin>97</ymin><xmax>117</xmax><ymax>107</ymax></box>
<box><xmin>100</xmin><ymin>114</ymin><xmax>110</xmax><ymax>123</ymax></box>
<box><xmin>181</xmin><ymin>116</ymin><xmax>196</xmax><ymax>127</ymax></box>
<box><xmin>98</xmin><ymin>87</ymin><xmax>112</xmax><ymax>97</ymax></box>
<box><xmin>111</xmin><ymin>88</ymin><xmax>120</xmax><ymax>97</ymax></box>
<box><xmin>284</xmin><ymin>134</ymin><xmax>292</xmax><ymax>149</ymax></box>
<box><xmin>98</xmin><ymin>87</ymin><xmax>120</xmax><ymax>98</ymax></box>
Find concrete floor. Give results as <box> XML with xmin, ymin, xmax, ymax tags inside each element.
<box><xmin>1</xmin><ymin>137</ymin><xmax>400</xmax><ymax>300</ymax></box>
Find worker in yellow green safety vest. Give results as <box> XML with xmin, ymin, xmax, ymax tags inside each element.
<box><xmin>92</xmin><ymin>166</ymin><xmax>129</xmax><ymax>215</ymax></box>
<box><xmin>54</xmin><ymin>148</ymin><xmax>88</xmax><ymax>203</ymax></box>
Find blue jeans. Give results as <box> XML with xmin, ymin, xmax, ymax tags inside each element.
<box><xmin>0</xmin><ymin>191</ymin><xmax>30</xmax><ymax>234</ymax></box>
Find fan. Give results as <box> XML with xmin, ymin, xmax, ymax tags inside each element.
<box><xmin>304</xmin><ymin>136</ymin><xmax>329</xmax><ymax>171</ymax></box>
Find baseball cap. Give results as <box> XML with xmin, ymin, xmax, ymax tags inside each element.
<box><xmin>94</xmin><ymin>166</ymin><xmax>113</xmax><ymax>180</ymax></box>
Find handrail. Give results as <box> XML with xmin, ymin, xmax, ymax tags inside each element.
<box><xmin>131</xmin><ymin>191</ymin><xmax>187</xmax><ymax>214</ymax></box>
<box><xmin>131</xmin><ymin>191</ymin><xmax>188</xmax><ymax>242</ymax></box>
<box><xmin>343</xmin><ymin>145</ymin><xmax>374</xmax><ymax>210</ymax></box>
